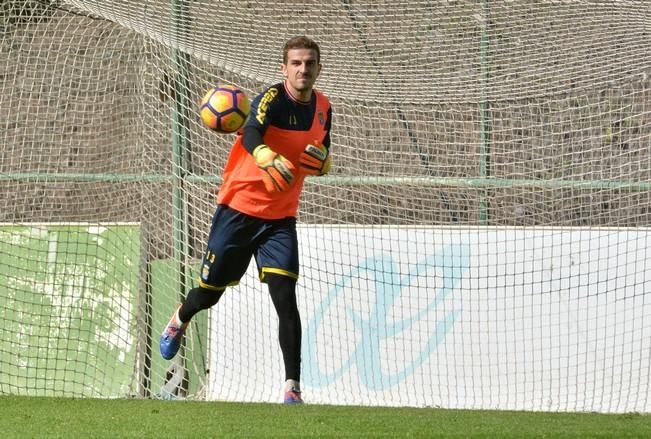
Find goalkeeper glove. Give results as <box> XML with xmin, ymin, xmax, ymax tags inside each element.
<box><xmin>252</xmin><ymin>144</ymin><xmax>296</xmax><ymax>192</ymax></box>
<box><xmin>299</xmin><ymin>140</ymin><xmax>332</xmax><ymax>176</ymax></box>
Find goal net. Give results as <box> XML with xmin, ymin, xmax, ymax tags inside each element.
<box><xmin>1</xmin><ymin>0</ymin><xmax>651</xmax><ymax>412</ymax></box>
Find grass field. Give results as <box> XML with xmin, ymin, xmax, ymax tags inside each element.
<box><xmin>3</xmin><ymin>396</ymin><xmax>651</xmax><ymax>438</ymax></box>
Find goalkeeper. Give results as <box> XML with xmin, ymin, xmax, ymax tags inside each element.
<box><xmin>160</xmin><ymin>35</ymin><xmax>332</xmax><ymax>405</ymax></box>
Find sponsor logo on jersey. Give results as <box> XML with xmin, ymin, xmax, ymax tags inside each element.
<box><xmin>256</xmin><ymin>87</ymin><xmax>279</xmax><ymax>125</ymax></box>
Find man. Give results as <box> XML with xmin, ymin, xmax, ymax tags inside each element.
<box><xmin>160</xmin><ymin>36</ymin><xmax>332</xmax><ymax>405</ymax></box>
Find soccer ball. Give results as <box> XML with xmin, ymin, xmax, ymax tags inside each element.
<box><xmin>199</xmin><ymin>84</ymin><xmax>250</xmax><ymax>133</ymax></box>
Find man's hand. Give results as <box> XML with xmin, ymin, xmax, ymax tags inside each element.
<box><xmin>253</xmin><ymin>144</ymin><xmax>296</xmax><ymax>192</ymax></box>
<box><xmin>299</xmin><ymin>140</ymin><xmax>332</xmax><ymax>176</ymax></box>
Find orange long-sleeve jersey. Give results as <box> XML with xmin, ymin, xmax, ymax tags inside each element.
<box><xmin>217</xmin><ymin>82</ymin><xmax>331</xmax><ymax>219</ymax></box>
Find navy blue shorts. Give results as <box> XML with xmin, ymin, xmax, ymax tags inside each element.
<box><xmin>198</xmin><ymin>204</ymin><xmax>299</xmax><ymax>290</ymax></box>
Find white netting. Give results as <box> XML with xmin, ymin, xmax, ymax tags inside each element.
<box><xmin>1</xmin><ymin>0</ymin><xmax>651</xmax><ymax>411</ymax></box>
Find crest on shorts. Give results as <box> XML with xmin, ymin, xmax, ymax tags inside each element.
<box><xmin>202</xmin><ymin>264</ymin><xmax>210</xmax><ymax>281</ymax></box>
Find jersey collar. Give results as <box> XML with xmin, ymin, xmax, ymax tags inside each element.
<box><xmin>283</xmin><ymin>80</ymin><xmax>313</xmax><ymax>104</ymax></box>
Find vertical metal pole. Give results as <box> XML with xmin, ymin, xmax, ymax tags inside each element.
<box><xmin>139</xmin><ymin>223</ymin><xmax>152</xmax><ymax>398</ymax></box>
<box><xmin>479</xmin><ymin>0</ymin><xmax>491</xmax><ymax>225</ymax></box>
<box><xmin>170</xmin><ymin>0</ymin><xmax>191</xmax><ymax>308</ymax></box>
<box><xmin>170</xmin><ymin>0</ymin><xmax>191</xmax><ymax>396</ymax></box>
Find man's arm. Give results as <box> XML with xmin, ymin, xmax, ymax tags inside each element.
<box><xmin>241</xmin><ymin>125</ymin><xmax>265</xmax><ymax>155</ymax></box>
<box><xmin>241</xmin><ymin>87</ymin><xmax>296</xmax><ymax>192</ymax></box>
<box><xmin>299</xmin><ymin>105</ymin><xmax>333</xmax><ymax>176</ymax></box>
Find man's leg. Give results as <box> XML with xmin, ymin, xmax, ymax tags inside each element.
<box><xmin>159</xmin><ymin>286</ymin><xmax>224</xmax><ymax>361</ymax></box>
<box><xmin>160</xmin><ymin>205</ymin><xmax>256</xmax><ymax>361</ymax></box>
<box><xmin>266</xmin><ymin>273</ymin><xmax>303</xmax><ymax>403</ymax></box>
<box><xmin>179</xmin><ymin>286</ymin><xmax>224</xmax><ymax>322</ymax></box>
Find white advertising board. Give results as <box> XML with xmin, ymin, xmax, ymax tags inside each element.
<box><xmin>207</xmin><ymin>227</ymin><xmax>651</xmax><ymax>412</ymax></box>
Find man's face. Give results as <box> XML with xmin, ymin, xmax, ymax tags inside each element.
<box><xmin>282</xmin><ymin>48</ymin><xmax>321</xmax><ymax>96</ymax></box>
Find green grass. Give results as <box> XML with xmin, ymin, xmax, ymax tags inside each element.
<box><xmin>2</xmin><ymin>396</ymin><xmax>651</xmax><ymax>438</ymax></box>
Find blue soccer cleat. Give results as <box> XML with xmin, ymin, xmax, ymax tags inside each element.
<box><xmin>159</xmin><ymin>305</ymin><xmax>188</xmax><ymax>360</ymax></box>
<box><xmin>283</xmin><ymin>387</ymin><xmax>304</xmax><ymax>405</ymax></box>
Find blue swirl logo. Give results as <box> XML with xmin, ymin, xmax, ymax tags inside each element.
<box><xmin>303</xmin><ymin>243</ymin><xmax>471</xmax><ymax>390</ymax></box>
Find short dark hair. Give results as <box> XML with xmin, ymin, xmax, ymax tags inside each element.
<box><xmin>282</xmin><ymin>36</ymin><xmax>321</xmax><ymax>64</ymax></box>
